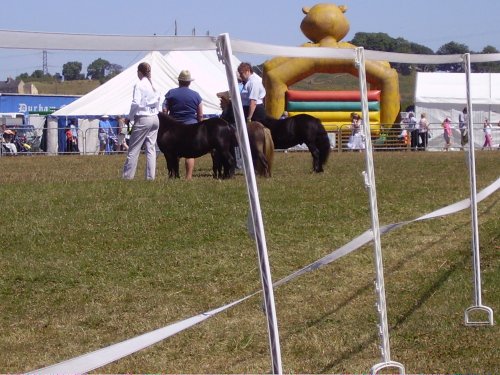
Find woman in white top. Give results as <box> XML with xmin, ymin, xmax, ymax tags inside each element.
<box><xmin>122</xmin><ymin>62</ymin><xmax>160</xmax><ymax>180</ymax></box>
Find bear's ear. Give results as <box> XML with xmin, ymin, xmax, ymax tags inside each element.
<box><xmin>339</xmin><ymin>5</ymin><xmax>348</xmax><ymax>13</ymax></box>
<box><xmin>302</xmin><ymin>6</ymin><xmax>310</xmax><ymax>14</ymax></box>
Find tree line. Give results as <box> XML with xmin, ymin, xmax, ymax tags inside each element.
<box><xmin>16</xmin><ymin>58</ymin><xmax>123</xmax><ymax>83</ymax></box>
<box><xmin>16</xmin><ymin>32</ymin><xmax>500</xmax><ymax>83</ymax></box>
<box><xmin>350</xmin><ymin>32</ymin><xmax>500</xmax><ymax>74</ymax></box>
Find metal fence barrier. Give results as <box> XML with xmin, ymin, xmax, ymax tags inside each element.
<box><xmin>2</xmin><ymin>123</ymin><xmax>499</xmax><ymax>157</ymax></box>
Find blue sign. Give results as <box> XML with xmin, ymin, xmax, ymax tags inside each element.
<box><xmin>0</xmin><ymin>94</ymin><xmax>80</xmax><ymax>114</ymax></box>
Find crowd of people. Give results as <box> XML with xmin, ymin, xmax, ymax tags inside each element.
<box><xmin>397</xmin><ymin>108</ymin><xmax>500</xmax><ymax>152</ymax></box>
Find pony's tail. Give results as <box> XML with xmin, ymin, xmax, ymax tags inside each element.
<box><xmin>263</xmin><ymin>128</ymin><xmax>274</xmax><ymax>177</ymax></box>
<box><xmin>316</xmin><ymin>122</ymin><xmax>331</xmax><ymax>169</ymax></box>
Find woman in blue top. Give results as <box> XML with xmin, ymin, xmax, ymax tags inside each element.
<box><xmin>163</xmin><ymin>70</ymin><xmax>203</xmax><ymax>180</ymax></box>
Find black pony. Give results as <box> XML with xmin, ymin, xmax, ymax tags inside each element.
<box><xmin>157</xmin><ymin>113</ymin><xmax>236</xmax><ymax>179</ymax></box>
<box><xmin>261</xmin><ymin>114</ymin><xmax>330</xmax><ymax>173</ymax></box>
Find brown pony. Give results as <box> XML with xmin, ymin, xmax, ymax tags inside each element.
<box><xmin>248</xmin><ymin>121</ymin><xmax>274</xmax><ymax>177</ymax></box>
<box><xmin>219</xmin><ymin>95</ymin><xmax>274</xmax><ymax>177</ymax></box>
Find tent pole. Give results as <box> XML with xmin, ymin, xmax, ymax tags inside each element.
<box><xmin>355</xmin><ymin>47</ymin><xmax>405</xmax><ymax>375</ymax></box>
<box><xmin>462</xmin><ymin>53</ymin><xmax>494</xmax><ymax>326</ymax></box>
<box><xmin>216</xmin><ymin>33</ymin><xmax>283</xmax><ymax>375</ymax></box>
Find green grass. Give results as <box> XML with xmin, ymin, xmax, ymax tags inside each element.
<box><xmin>0</xmin><ymin>151</ymin><xmax>499</xmax><ymax>374</ymax></box>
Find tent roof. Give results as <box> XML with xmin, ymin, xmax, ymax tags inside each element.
<box><xmin>52</xmin><ymin>50</ymin><xmax>239</xmax><ymax>117</ymax></box>
<box><xmin>415</xmin><ymin>72</ymin><xmax>500</xmax><ymax>105</ymax></box>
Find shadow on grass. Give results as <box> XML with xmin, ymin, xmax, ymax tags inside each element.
<box><xmin>275</xmin><ymin>214</ymin><xmax>479</xmax><ymax>372</ymax></box>
<box><xmin>318</xmin><ymin>249</ymin><xmax>468</xmax><ymax>373</ymax></box>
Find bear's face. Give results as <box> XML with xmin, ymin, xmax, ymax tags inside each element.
<box><xmin>300</xmin><ymin>3</ymin><xmax>350</xmax><ymax>43</ymax></box>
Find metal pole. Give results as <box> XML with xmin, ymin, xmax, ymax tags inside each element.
<box><xmin>462</xmin><ymin>53</ymin><xmax>494</xmax><ymax>326</ymax></box>
<box><xmin>355</xmin><ymin>47</ymin><xmax>405</xmax><ymax>375</ymax></box>
<box><xmin>216</xmin><ymin>33</ymin><xmax>283</xmax><ymax>374</ymax></box>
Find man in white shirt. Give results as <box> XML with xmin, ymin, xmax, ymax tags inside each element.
<box><xmin>237</xmin><ymin>63</ymin><xmax>266</xmax><ymax>123</ymax></box>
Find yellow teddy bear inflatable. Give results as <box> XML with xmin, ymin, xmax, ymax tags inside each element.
<box><xmin>263</xmin><ymin>3</ymin><xmax>400</xmax><ymax>131</ymax></box>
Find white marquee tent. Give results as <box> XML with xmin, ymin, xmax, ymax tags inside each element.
<box><xmin>415</xmin><ymin>72</ymin><xmax>500</xmax><ymax>148</ymax></box>
<box><xmin>47</xmin><ymin>50</ymin><xmax>240</xmax><ymax>154</ymax></box>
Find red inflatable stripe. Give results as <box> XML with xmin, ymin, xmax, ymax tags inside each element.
<box><xmin>286</xmin><ymin>90</ymin><xmax>381</xmax><ymax>102</ymax></box>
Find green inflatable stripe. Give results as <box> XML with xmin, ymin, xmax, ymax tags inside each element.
<box><xmin>287</xmin><ymin>101</ymin><xmax>380</xmax><ymax>112</ymax></box>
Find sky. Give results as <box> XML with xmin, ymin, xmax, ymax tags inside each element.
<box><xmin>1</xmin><ymin>0</ymin><xmax>500</xmax><ymax>80</ymax></box>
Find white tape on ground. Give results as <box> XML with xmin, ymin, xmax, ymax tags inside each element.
<box><xmin>32</xmin><ymin>295</ymin><xmax>256</xmax><ymax>374</ymax></box>
<box><xmin>30</xmin><ymin>177</ymin><xmax>499</xmax><ymax>374</ymax></box>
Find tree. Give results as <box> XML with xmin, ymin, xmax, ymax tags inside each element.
<box><xmin>28</xmin><ymin>70</ymin><xmax>53</xmax><ymax>82</ymax></box>
<box><xmin>87</xmin><ymin>58</ymin><xmax>110</xmax><ymax>81</ymax></box>
<box><xmin>350</xmin><ymin>32</ymin><xmax>396</xmax><ymax>52</ymax></box>
<box><xmin>31</xmin><ymin>70</ymin><xmax>45</xmax><ymax>79</ymax></box>
<box><xmin>62</xmin><ymin>61</ymin><xmax>84</xmax><ymax>81</ymax></box>
<box><xmin>102</xmin><ymin>63</ymin><xmax>123</xmax><ymax>83</ymax></box>
<box><xmin>472</xmin><ymin>45</ymin><xmax>500</xmax><ymax>73</ymax></box>
<box><xmin>16</xmin><ymin>73</ymin><xmax>30</xmax><ymax>80</ymax></box>
<box><xmin>350</xmin><ymin>32</ymin><xmax>435</xmax><ymax>75</ymax></box>
<box><xmin>436</xmin><ymin>41</ymin><xmax>470</xmax><ymax>72</ymax></box>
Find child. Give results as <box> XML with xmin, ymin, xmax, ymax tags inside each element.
<box><xmin>442</xmin><ymin>117</ymin><xmax>452</xmax><ymax>151</ymax></box>
<box><xmin>482</xmin><ymin>118</ymin><xmax>493</xmax><ymax>150</ymax></box>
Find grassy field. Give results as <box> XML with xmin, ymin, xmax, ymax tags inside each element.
<box><xmin>0</xmin><ymin>151</ymin><xmax>499</xmax><ymax>374</ymax></box>
<box><xmin>34</xmin><ymin>80</ymin><xmax>100</xmax><ymax>95</ymax></box>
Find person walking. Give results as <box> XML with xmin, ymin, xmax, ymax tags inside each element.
<box><xmin>163</xmin><ymin>69</ymin><xmax>203</xmax><ymax>180</ymax></box>
<box><xmin>65</xmin><ymin>126</ymin><xmax>74</xmax><ymax>153</ymax></box>
<box><xmin>407</xmin><ymin>112</ymin><xmax>419</xmax><ymax>150</ymax></box>
<box><xmin>418</xmin><ymin>113</ymin><xmax>429</xmax><ymax>150</ymax></box>
<box><xmin>458</xmin><ymin>107</ymin><xmax>468</xmax><ymax>150</ymax></box>
<box><xmin>442</xmin><ymin>117</ymin><xmax>452</xmax><ymax>151</ymax></box>
<box><xmin>116</xmin><ymin>116</ymin><xmax>129</xmax><ymax>152</ymax></box>
<box><xmin>482</xmin><ymin>118</ymin><xmax>493</xmax><ymax>150</ymax></box>
<box><xmin>69</xmin><ymin>119</ymin><xmax>79</xmax><ymax>153</ymax></box>
<box><xmin>122</xmin><ymin>62</ymin><xmax>160</xmax><ymax>180</ymax></box>
<box><xmin>98</xmin><ymin>114</ymin><xmax>113</xmax><ymax>154</ymax></box>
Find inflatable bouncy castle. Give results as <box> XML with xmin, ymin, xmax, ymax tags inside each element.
<box><xmin>263</xmin><ymin>4</ymin><xmax>400</xmax><ymax>133</ymax></box>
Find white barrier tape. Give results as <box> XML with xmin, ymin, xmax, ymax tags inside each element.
<box><xmin>0</xmin><ymin>30</ymin><xmax>218</xmax><ymax>51</ymax></box>
<box><xmin>30</xmin><ymin>177</ymin><xmax>499</xmax><ymax>374</ymax></box>
<box><xmin>31</xmin><ymin>294</ymin><xmax>256</xmax><ymax>374</ymax></box>
<box><xmin>416</xmin><ymin>178</ymin><xmax>499</xmax><ymax>221</ymax></box>
<box><xmin>275</xmin><ymin>177</ymin><xmax>499</xmax><ymax>287</ymax></box>
<box><xmin>2</xmin><ymin>31</ymin><xmax>500</xmax><ymax>64</ymax></box>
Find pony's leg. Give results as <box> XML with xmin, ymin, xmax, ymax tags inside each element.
<box><xmin>211</xmin><ymin>150</ymin><xmax>217</xmax><ymax>179</ymax></box>
<box><xmin>211</xmin><ymin>150</ymin><xmax>222</xmax><ymax>179</ymax></box>
<box><xmin>166</xmin><ymin>154</ymin><xmax>180</xmax><ymax>178</ymax></box>
<box><xmin>307</xmin><ymin>143</ymin><xmax>322</xmax><ymax>172</ymax></box>
<box><xmin>164</xmin><ymin>154</ymin><xmax>173</xmax><ymax>178</ymax></box>
<box><xmin>221</xmin><ymin>149</ymin><xmax>235</xmax><ymax>179</ymax></box>
<box><xmin>256</xmin><ymin>151</ymin><xmax>269</xmax><ymax>177</ymax></box>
